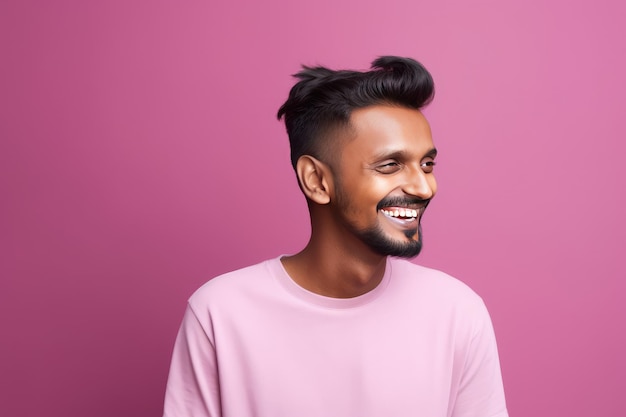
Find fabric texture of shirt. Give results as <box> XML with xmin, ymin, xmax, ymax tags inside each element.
<box><xmin>164</xmin><ymin>256</ymin><xmax>508</xmax><ymax>417</ymax></box>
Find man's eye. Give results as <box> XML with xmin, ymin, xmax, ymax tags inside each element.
<box><xmin>421</xmin><ymin>160</ymin><xmax>436</xmax><ymax>173</ymax></box>
<box><xmin>376</xmin><ymin>162</ymin><xmax>401</xmax><ymax>174</ymax></box>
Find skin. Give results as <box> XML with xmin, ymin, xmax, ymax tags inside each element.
<box><xmin>281</xmin><ymin>105</ymin><xmax>437</xmax><ymax>298</ymax></box>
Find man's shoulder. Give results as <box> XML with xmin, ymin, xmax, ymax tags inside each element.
<box><xmin>188</xmin><ymin>257</ymin><xmax>280</xmax><ymax>306</ymax></box>
<box><xmin>389</xmin><ymin>257</ymin><xmax>483</xmax><ymax>304</ymax></box>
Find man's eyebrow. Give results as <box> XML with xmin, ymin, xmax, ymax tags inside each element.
<box><xmin>371</xmin><ymin>147</ymin><xmax>438</xmax><ymax>161</ymax></box>
<box><xmin>425</xmin><ymin>147</ymin><xmax>438</xmax><ymax>158</ymax></box>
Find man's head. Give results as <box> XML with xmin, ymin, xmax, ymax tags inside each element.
<box><xmin>277</xmin><ymin>57</ymin><xmax>437</xmax><ymax>259</ymax></box>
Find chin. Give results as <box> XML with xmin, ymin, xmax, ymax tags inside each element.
<box><xmin>360</xmin><ymin>225</ymin><xmax>423</xmax><ymax>258</ymax></box>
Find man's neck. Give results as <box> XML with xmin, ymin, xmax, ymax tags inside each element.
<box><xmin>281</xmin><ymin>238</ymin><xmax>388</xmax><ymax>299</ymax></box>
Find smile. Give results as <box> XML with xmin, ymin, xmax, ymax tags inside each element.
<box><xmin>381</xmin><ymin>208</ymin><xmax>419</xmax><ymax>221</ymax></box>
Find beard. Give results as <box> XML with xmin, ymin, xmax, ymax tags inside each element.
<box><xmin>357</xmin><ymin>222</ymin><xmax>424</xmax><ymax>258</ymax></box>
<box><xmin>334</xmin><ymin>191</ymin><xmax>429</xmax><ymax>258</ymax></box>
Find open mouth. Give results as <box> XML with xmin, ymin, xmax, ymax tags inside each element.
<box><xmin>380</xmin><ymin>207</ymin><xmax>420</xmax><ymax>222</ymax></box>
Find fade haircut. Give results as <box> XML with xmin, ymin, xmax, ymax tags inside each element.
<box><xmin>277</xmin><ymin>56</ymin><xmax>435</xmax><ymax>169</ymax></box>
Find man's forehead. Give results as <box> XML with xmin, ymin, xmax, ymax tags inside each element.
<box><xmin>343</xmin><ymin>105</ymin><xmax>433</xmax><ymax>151</ymax></box>
<box><xmin>349</xmin><ymin>105</ymin><xmax>429</xmax><ymax>129</ymax></box>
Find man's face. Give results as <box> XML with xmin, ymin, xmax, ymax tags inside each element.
<box><xmin>331</xmin><ymin>105</ymin><xmax>437</xmax><ymax>258</ymax></box>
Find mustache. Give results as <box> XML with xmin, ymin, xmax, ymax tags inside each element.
<box><xmin>376</xmin><ymin>196</ymin><xmax>431</xmax><ymax>211</ymax></box>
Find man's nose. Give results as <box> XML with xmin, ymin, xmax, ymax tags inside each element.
<box><xmin>402</xmin><ymin>168</ymin><xmax>436</xmax><ymax>200</ymax></box>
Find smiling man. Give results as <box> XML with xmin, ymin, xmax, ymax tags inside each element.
<box><xmin>164</xmin><ymin>57</ymin><xmax>508</xmax><ymax>417</ymax></box>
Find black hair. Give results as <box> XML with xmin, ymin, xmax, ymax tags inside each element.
<box><xmin>277</xmin><ymin>56</ymin><xmax>435</xmax><ymax>169</ymax></box>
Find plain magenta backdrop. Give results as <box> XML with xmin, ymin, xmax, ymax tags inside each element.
<box><xmin>1</xmin><ymin>1</ymin><xmax>624</xmax><ymax>416</ymax></box>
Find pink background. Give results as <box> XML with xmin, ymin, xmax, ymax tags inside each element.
<box><xmin>1</xmin><ymin>1</ymin><xmax>624</xmax><ymax>416</ymax></box>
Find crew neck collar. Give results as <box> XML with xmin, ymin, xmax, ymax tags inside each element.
<box><xmin>269</xmin><ymin>256</ymin><xmax>392</xmax><ymax>309</ymax></box>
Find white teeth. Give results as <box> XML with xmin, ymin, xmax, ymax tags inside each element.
<box><xmin>382</xmin><ymin>208</ymin><xmax>419</xmax><ymax>219</ymax></box>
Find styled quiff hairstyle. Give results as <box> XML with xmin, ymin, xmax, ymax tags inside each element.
<box><xmin>277</xmin><ymin>56</ymin><xmax>435</xmax><ymax>169</ymax></box>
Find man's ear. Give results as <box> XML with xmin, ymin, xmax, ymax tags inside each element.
<box><xmin>295</xmin><ymin>155</ymin><xmax>332</xmax><ymax>205</ymax></box>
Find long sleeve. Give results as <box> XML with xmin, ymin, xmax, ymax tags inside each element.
<box><xmin>163</xmin><ymin>304</ymin><xmax>221</xmax><ymax>417</ymax></box>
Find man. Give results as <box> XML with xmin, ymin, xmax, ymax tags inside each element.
<box><xmin>164</xmin><ymin>56</ymin><xmax>508</xmax><ymax>417</ymax></box>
